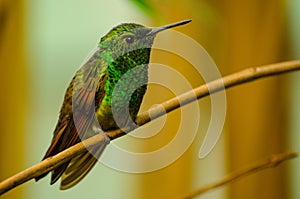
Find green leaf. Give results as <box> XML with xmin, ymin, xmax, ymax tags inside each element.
<box><xmin>128</xmin><ymin>0</ymin><xmax>156</xmax><ymax>16</ymax></box>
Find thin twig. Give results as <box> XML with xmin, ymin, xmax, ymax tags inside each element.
<box><xmin>183</xmin><ymin>151</ymin><xmax>298</xmax><ymax>199</ymax></box>
<box><xmin>0</xmin><ymin>60</ymin><xmax>300</xmax><ymax>195</ymax></box>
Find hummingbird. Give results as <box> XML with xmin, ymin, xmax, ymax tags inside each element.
<box><xmin>35</xmin><ymin>19</ymin><xmax>191</xmax><ymax>190</ymax></box>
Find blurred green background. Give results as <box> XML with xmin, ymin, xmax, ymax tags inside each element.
<box><xmin>1</xmin><ymin>0</ymin><xmax>300</xmax><ymax>198</ymax></box>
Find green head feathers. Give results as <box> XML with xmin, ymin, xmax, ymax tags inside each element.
<box><xmin>98</xmin><ymin>23</ymin><xmax>154</xmax><ymax>64</ymax></box>
<box><xmin>98</xmin><ymin>20</ymin><xmax>192</xmax><ymax>64</ymax></box>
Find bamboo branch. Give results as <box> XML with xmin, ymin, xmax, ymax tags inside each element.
<box><xmin>0</xmin><ymin>60</ymin><xmax>300</xmax><ymax>195</ymax></box>
<box><xmin>183</xmin><ymin>151</ymin><xmax>298</xmax><ymax>199</ymax></box>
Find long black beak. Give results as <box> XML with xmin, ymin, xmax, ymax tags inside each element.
<box><xmin>146</xmin><ymin>19</ymin><xmax>192</xmax><ymax>36</ymax></box>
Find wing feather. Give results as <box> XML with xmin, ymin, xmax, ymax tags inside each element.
<box><xmin>35</xmin><ymin>49</ymin><xmax>109</xmax><ymax>188</ymax></box>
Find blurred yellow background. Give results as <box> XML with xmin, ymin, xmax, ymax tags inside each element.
<box><xmin>1</xmin><ymin>0</ymin><xmax>300</xmax><ymax>199</ymax></box>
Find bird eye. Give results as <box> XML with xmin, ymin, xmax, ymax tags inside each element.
<box><xmin>123</xmin><ymin>36</ymin><xmax>135</xmax><ymax>44</ymax></box>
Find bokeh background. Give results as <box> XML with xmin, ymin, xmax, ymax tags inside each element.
<box><xmin>1</xmin><ymin>0</ymin><xmax>300</xmax><ymax>198</ymax></box>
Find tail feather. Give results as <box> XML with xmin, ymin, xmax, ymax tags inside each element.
<box><xmin>35</xmin><ymin>123</ymin><xmax>110</xmax><ymax>189</ymax></box>
<box><xmin>50</xmin><ymin>162</ymin><xmax>70</xmax><ymax>185</ymax></box>
<box><xmin>60</xmin><ymin>152</ymin><xmax>97</xmax><ymax>190</ymax></box>
<box><xmin>60</xmin><ymin>139</ymin><xmax>108</xmax><ymax>190</ymax></box>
